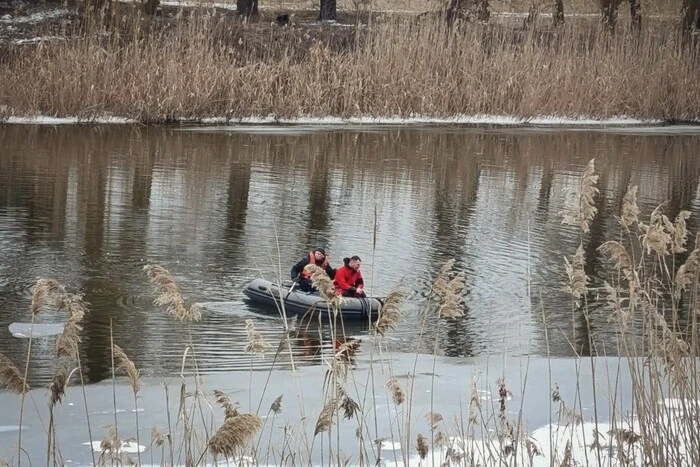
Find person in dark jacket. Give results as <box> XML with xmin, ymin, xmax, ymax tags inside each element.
<box><xmin>290</xmin><ymin>248</ymin><xmax>336</xmax><ymax>292</ymax></box>
<box><xmin>334</xmin><ymin>256</ymin><xmax>365</xmax><ymax>297</ymax></box>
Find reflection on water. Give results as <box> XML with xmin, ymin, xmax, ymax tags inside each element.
<box><xmin>1</xmin><ymin>124</ymin><xmax>700</xmax><ymax>384</ymax></box>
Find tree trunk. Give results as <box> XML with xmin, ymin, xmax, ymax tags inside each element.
<box><xmin>237</xmin><ymin>0</ymin><xmax>256</xmax><ymax>18</ymax></box>
<box><xmin>476</xmin><ymin>0</ymin><xmax>489</xmax><ymax>22</ymax></box>
<box><xmin>600</xmin><ymin>0</ymin><xmax>622</xmax><ymax>32</ymax></box>
<box><xmin>143</xmin><ymin>0</ymin><xmax>159</xmax><ymax>16</ymax></box>
<box><xmin>553</xmin><ymin>0</ymin><xmax>565</xmax><ymax>26</ymax></box>
<box><xmin>319</xmin><ymin>0</ymin><xmax>337</xmax><ymax>21</ymax></box>
<box><xmin>682</xmin><ymin>0</ymin><xmax>700</xmax><ymax>34</ymax></box>
<box><xmin>629</xmin><ymin>0</ymin><xmax>641</xmax><ymax>32</ymax></box>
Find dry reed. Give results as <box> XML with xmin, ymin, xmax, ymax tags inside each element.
<box><xmin>29</xmin><ymin>278</ymin><xmax>66</xmax><ymax>315</ymax></box>
<box><xmin>0</xmin><ymin>353</ymin><xmax>29</xmax><ymax>394</ymax></box>
<box><xmin>340</xmin><ymin>394</ymin><xmax>361</xmax><ymax>420</ymax></box>
<box><xmin>1</xmin><ymin>14</ymin><xmax>698</xmax><ymax>122</ymax></box>
<box><xmin>56</xmin><ymin>294</ymin><xmax>87</xmax><ymax>360</ymax></box>
<box><xmin>49</xmin><ymin>365</ymin><xmax>69</xmax><ymax>407</ymax></box>
<box><xmin>304</xmin><ymin>264</ymin><xmax>341</xmax><ymax>306</ymax></box>
<box><xmin>675</xmin><ymin>233</ymin><xmax>700</xmax><ymax>300</ymax></box>
<box><xmin>620</xmin><ymin>185</ymin><xmax>640</xmax><ymax>231</ymax></box>
<box><xmin>143</xmin><ymin>264</ymin><xmax>202</xmax><ymax>322</ymax></box>
<box><xmin>416</xmin><ymin>433</ymin><xmax>429</xmax><ymax>460</ymax></box>
<box><xmin>209</xmin><ymin>413</ymin><xmax>263</xmax><ymax>457</ymax></box>
<box><xmin>151</xmin><ymin>426</ymin><xmax>167</xmax><ymax>448</ymax></box>
<box><xmin>113</xmin><ymin>345</ymin><xmax>141</xmax><ymax>394</ymax></box>
<box><xmin>375</xmin><ymin>288</ymin><xmax>405</xmax><ymax>336</ymax></box>
<box><xmin>314</xmin><ymin>397</ymin><xmax>339</xmax><ymax>435</ymax></box>
<box><xmin>561</xmin><ymin>158</ymin><xmax>599</xmax><ymax>234</ymax></box>
<box><xmin>214</xmin><ymin>390</ymin><xmax>240</xmax><ymax>420</ymax></box>
<box><xmin>270</xmin><ymin>394</ymin><xmax>283</xmax><ymax>414</ymax></box>
<box><xmin>564</xmin><ymin>244</ymin><xmax>588</xmax><ymax>303</ymax></box>
<box><xmin>244</xmin><ymin>319</ymin><xmax>269</xmax><ymax>356</ymax></box>
<box><xmin>386</xmin><ymin>378</ymin><xmax>405</xmax><ymax>405</ymax></box>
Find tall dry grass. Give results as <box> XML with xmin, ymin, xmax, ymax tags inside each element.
<box><xmin>0</xmin><ymin>11</ymin><xmax>698</xmax><ymax>122</ymax></box>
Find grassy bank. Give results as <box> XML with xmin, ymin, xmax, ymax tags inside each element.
<box><xmin>0</xmin><ymin>159</ymin><xmax>699</xmax><ymax>466</ymax></box>
<box><xmin>0</xmin><ymin>6</ymin><xmax>698</xmax><ymax>123</ymax></box>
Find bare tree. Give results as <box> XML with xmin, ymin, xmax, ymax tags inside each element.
<box><xmin>143</xmin><ymin>0</ymin><xmax>159</xmax><ymax>15</ymax></box>
<box><xmin>682</xmin><ymin>0</ymin><xmax>700</xmax><ymax>35</ymax></box>
<box><xmin>319</xmin><ymin>0</ymin><xmax>337</xmax><ymax>20</ymax></box>
<box><xmin>553</xmin><ymin>0</ymin><xmax>565</xmax><ymax>26</ymax></box>
<box><xmin>600</xmin><ymin>0</ymin><xmax>622</xmax><ymax>32</ymax></box>
<box><xmin>630</xmin><ymin>0</ymin><xmax>642</xmax><ymax>32</ymax></box>
<box><xmin>445</xmin><ymin>0</ymin><xmax>489</xmax><ymax>24</ymax></box>
<box><xmin>237</xmin><ymin>0</ymin><xmax>258</xmax><ymax>18</ymax></box>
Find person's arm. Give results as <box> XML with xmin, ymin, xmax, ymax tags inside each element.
<box><xmin>291</xmin><ymin>258</ymin><xmax>308</xmax><ymax>280</ymax></box>
<box><xmin>355</xmin><ymin>273</ymin><xmax>365</xmax><ymax>296</ymax></box>
<box><xmin>325</xmin><ymin>263</ymin><xmax>337</xmax><ymax>280</ymax></box>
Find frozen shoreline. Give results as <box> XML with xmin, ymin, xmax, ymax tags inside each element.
<box><xmin>2</xmin><ymin>113</ymin><xmax>699</xmax><ymax>129</ymax></box>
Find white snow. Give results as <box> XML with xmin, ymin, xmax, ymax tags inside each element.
<box><xmin>0</xmin><ymin>10</ymin><xmax>70</xmax><ymax>24</ymax></box>
<box><xmin>83</xmin><ymin>440</ymin><xmax>146</xmax><ymax>453</ymax></box>
<box><xmin>3</xmin><ymin>113</ymin><xmax>699</xmax><ymax>129</ymax></box>
<box><xmin>3</xmin><ymin>115</ymin><xmax>136</xmax><ymax>125</ymax></box>
<box><xmin>12</xmin><ymin>36</ymin><xmax>66</xmax><ymax>45</ymax></box>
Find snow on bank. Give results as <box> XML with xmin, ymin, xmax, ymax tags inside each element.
<box><xmin>2</xmin><ymin>115</ymin><xmax>137</xmax><ymax>125</ymax></box>
<box><xmin>3</xmin><ymin>113</ymin><xmax>687</xmax><ymax>128</ymax></box>
<box><xmin>0</xmin><ymin>9</ymin><xmax>71</xmax><ymax>24</ymax></box>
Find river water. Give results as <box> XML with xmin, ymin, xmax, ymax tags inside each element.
<box><xmin>2</xmin><ymin>123</ymin><xmax>700</xmax><ymax>385</ymax></box>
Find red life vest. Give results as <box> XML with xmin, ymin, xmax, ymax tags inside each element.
<box><xmin>300</xmin><ymin>252</ymin><xmax>328</xmax><ymax>280</ymax></box>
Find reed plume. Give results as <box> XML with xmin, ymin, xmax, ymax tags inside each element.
<box><xmin>564</xmin><ymin>244</ymin><xmax>588</xmax><ymax>304</ymax></box>
<box><xmin>56</xmin><ymin>294</ymin><xmax>87</xmax><ymax>359</ymax></box>
<box><xmin>244</xmin><ymin>319</ymin><xmax>268</xmax><ymax>356</ymax></box>
<box><xmin>270</xmin><ymin>394</ymin><xmax>283</xmax><ymax>415</ymax></box>
<box><xmin>438</xmin><ymin>271</ymin><xmax>466</xmax><ymax>319</ymax></box>
<box><xmin>386</xmin><ymin>378</ymin><xmax>405</xmax><ymax>405</ymax></box>
<box><xmin>620</xmin><ymin>185</ymin><xmax>640</xmax><ymax>230</ymax></box>
<box><xmin>641</xmin><ymin>205</ymin><xmax>673</xmax><ymax>257</ymax></box>
<box><xmin>603</xmin><ymin>281</ymin><xmax>628</xmax><ymax>323</ymax></box>
<box><xmin>598</xmin><ymin>241</ymin><xmax>634</xmax><ymax>279</ymax></box>
<box><xmin>214</xmin><ymin>390</ymin><xmax>239</xmax><ymax>420</ymax></box>
<box><xmin>432</xmin><ymin>260</ymin><xmax>456</xmax><ymax>298</ymax></box>
<box><xmin>29</xmin><ymin>278</ymin><xmax>66</xmax><ymax>315</ymax></box>
<box><xmin>672</xmin><ymin>211</ymin><xmax>691</xmax><ymax>254</ymax></box>
<box><xmin>561</xmin><ymin>158</ymin><xmax>599</xmax><ymax>234</ymax></box>
<box><xmin>314</xmin><ymin>397</ymin><xmax>339</xmax><ymax>435</ymax></box>
<box><xmin>335</xmin><ymin>338</ymin><xmax>361</xmax><ymax>364</ymax></box>
<box><xmin>151</xmin><ymin>426</ymin><xmax>167</xmax><ymax>448</ymax></box>
<box><xmin>142</xmin><ymin>264</ymin><xmax>201</xmax><ymax>322</ymax></box>
<box><xmin>426</xmin><ymin>411</ymin><xmax>444</xmax><ymax>430</ymax></box>
<box><xmin>113</xmin><ymin>345</ymin><xmax>141</xmax><ymax>394</ymax></box>
<box><xmin>0</xmin><ymin>353</ymin><xmax>29</xmax><ymax>394</ymax></box>
<box><xmin>341</xmin><ymin>395</ymin><xmax>360</xmax><ymax>420</ymax></box>
<box><xmin>49</xmin><ymin>365</ymin><xmax>69</xmax><ymax>407</ymax></box>
<box><xmin>100</xmin><ymin>425</ymin><xmax>121</xmax><ymax>455</ymax></box>
<box><xmin>416</xmin><ymin>434</ymin><xmax>429</xmax><ymax>460</ymax></box>
<box><xmin>675</xmin><ymin>233</ymin><xmax>700</xmax><ymax>300</ymax></box>
<box><xmin>304</xmin><ymin>264</ymin><xmax>342</xmax><ymax>307</ymax></box>
<box><xmin>374</xmin><ymin>288</ymin><xmax>405</xmax><ymax>336</ymax></box>
<box><xmin>209</xmin><ymin>413</ymin><xmax>263</xmax><ymax>457</ymax></box>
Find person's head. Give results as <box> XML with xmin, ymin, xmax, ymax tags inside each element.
<box><xmin>313</xmin><ymin>248</ymin><xmax>327</xmax><ymax>262</ymax></box>
<box><xmin>348</xmin><ymin>255</ymin><xmax>361</xmax><ymax>271</ymax></box>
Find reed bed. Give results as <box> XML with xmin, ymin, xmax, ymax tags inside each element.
<box><xmin>0</xmin><ymin>8</ymin><xmax>698</xmax><ymax>122</ymax></box>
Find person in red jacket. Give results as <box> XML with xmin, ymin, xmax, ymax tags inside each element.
<box><xmin>334</xmin><ymin>256</ymin><xmax>366</xmax><ymax>297</ymax></box>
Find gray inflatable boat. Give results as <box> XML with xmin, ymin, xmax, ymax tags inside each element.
<box><xmin>242</xmin><ymin>278</ymin><xmax>383</xmax><ymax>320</ymax></box>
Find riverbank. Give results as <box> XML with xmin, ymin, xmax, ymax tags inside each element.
<box><xmin>1</xmin><ymin>2</ymin><xmax>698</xmax><ymax>124</ymax></box>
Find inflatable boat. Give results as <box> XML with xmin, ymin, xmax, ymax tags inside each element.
<box><xmin>242</xmin><ymin>278</ymin><xmax>383</xmax><ymax>320</ymax></box>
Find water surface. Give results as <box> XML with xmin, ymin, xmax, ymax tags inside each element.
<box><xmin>2</xmin><ymin>124</ymin><xmax>700</xmax><ymax>384</ymax></box>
